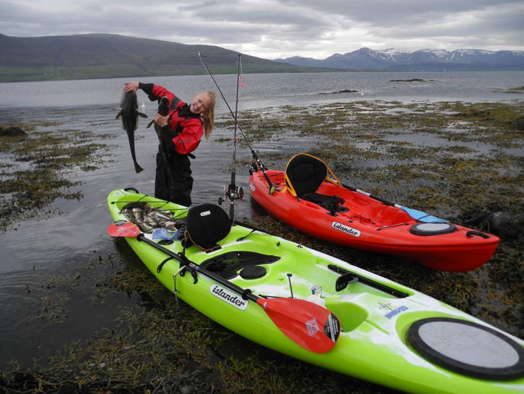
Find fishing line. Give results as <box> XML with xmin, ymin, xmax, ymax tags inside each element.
<box><xmin>198</xmin><ymin>52</ymin><xmax>275</xmax><ymax>195</ymax></box>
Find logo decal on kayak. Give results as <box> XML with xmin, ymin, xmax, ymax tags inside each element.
<box><xmin>305</xmin><ymin>318</ymin><xmax>320</xmax><ymax>336</ymax></box>
<box><xmin>249</xmin><ymin>181</ymin><xmax>256</xmax><ymax>192</ymax></box>
<box><xmin>332</xmin><ymin>222</ymin><xmax>361</xmax><ymax>237</ymax></box>
<box><xmin>325</xmin><ymin>313</ymin><xmax>341</xmax><ymax>342</ymax></box>
<box><xmin>210</xmin><ymin>284</ymin><xmax>248</xmax><ymax>311</ymax></box>
<box><xmin>384</xmin><ymin>306</ymin><xmax>408</xmax><ymax>319</ymax></box>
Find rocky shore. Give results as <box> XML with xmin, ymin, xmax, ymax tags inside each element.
<box><xmin>1</xmin><ymin>99</ymin><xmax>523</xmax><ymax>394</ymax></box>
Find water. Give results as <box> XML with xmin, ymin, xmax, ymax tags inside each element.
<box><xmin>1</xmin><ymin>71</ymin><xmax>523</xmax><ymax>111</ymax></box>
<box><xmin>0</xmin><ymin>71</ymin><xmax>523</xmax><ymax>369</ymax></box>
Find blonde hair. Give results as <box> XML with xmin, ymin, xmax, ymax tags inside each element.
<box><xmin>201</xmin><ymin>90</ymin><xmax>216</xmax><ymax>140</ymax></box>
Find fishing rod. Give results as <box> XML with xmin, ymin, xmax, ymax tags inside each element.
<box><xmin>198</xmin><ymin>51</ymin><xmax>276</xmax><ymax>195</ymax></box>
<box><xmin>219</xmin><ymin>54</ymin><xmax>244</xmax><ymax>220</ymax></box>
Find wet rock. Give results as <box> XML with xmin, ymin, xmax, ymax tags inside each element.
<box><xmin>390</xmin><ymin>79</ymin><xmax>431</xmax><ymax>82</ymax></box>
<box><xmin>178</xmin><ymin>385</ymin><xmax>196</xmax><ymax>394</ymax></box>
<box><xmin>0</xmin><ymin>126</ymin><xmax>27</xmax><ymax>137</ymax></box>
<box><xmin>320</xmin><ymin>89</ymin><xmax>359</xmax><ymax>95</ymax></box>
<box><xmin>510</xmin><ymin>115</ymin><xmax>524</xmax><ymax>131</ymax></box>
<box><xmin>505</xmin><ymin>86</ymin><xmax>524</xmax><ymax>93</ymax></box>
<box><xmin>459</xmin><ymin>202</ymin><xmax>524</xmax><ymax>240</ymax></box>
<box><xmin>334</xmin><ymin>89</ymin><xmax>358</xmax><ymax>94</ymax></box>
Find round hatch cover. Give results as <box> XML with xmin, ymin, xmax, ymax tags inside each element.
<box><xmin>239</xmin><ymin>265</ymin><xmax>267</xmax><ymax>279</ymax></box>
<box><xmin>410</xmin><ymin>222</ymin><xmax>457</xmax><ymax>236</ymax></box>
<box><xmin>408</xmin><ymin>317</ymin><xmax>524</xmax><ymax>380</ymax></box>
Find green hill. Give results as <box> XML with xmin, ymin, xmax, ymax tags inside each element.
<box><xmin>0</xmin><ymin>33</ymin><xmax>326</xmax><ymax>82</ymax></box>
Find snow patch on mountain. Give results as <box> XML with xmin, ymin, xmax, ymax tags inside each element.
<box><xmin>277</xmin><ymin>48</ymin><xmax>524</xmax><ymax>71</ymax></box>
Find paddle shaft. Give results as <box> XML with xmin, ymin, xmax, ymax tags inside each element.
<box><xmin>342</xmin><ymin>182</ymin><xmax>447</xmax><ymax>223</ymax></box>
<box><xmin>136</xmin><ymin>233</ymin><xmax>259</xmax><ymax>303</ymax></box>
<box><xmin>342</xmin><ymin>183</ymin><xmax>397</xmax><ymax>207</ymax></box>
<box><xmin>109</xmin><ymin>221</ymin><xmax>340</xmax><ymax>352</ymax></box>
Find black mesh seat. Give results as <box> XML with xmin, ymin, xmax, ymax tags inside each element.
<box><xmin>185</xmin><ymin>203</ymin><xmax>233</xmax><ymax>251</ymax></box>
<box><xmin>285</xmin><ymin>154</ymin><xmax>328</xmax><ymax>196</ymax></box>
<box><xmin>284</xmin><ymin>154</ymin><xmax>348</xmax><ymax>213</ymax></box>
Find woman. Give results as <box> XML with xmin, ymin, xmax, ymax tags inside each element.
<box><xmin>124</xmin><ymin>81</ymin><xmax>216</xmax><ymax>207</ymax></box>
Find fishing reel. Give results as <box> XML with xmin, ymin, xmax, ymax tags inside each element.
<box><xmin>218</xmin><ymin>183</ymin><xmax>244</xmax><ymax>205</ymax></box>
<box><xmin>248</xmin><ymin>158</ymin><xmax>266</xmax><ymax>175</ymax></box>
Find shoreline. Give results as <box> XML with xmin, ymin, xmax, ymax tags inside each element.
<box><xmin>1</xmin><ymin>99</ymin><xmax>523</xmax><ymax>394</ymax></box>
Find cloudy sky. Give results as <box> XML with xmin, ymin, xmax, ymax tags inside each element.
<box><xmin>1</xmin><ymin>0</ymin><xmax>523</xmax><ymax>59</ymax></box>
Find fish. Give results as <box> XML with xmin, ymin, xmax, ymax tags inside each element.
<box><xmin>116</xmin><ymin>91</ymin><xmax>148</xmax><ymax>173</ymax></box>
<box><xmin>145</xmin><ymin>96</ymin><xmax>178</xmax><ymax>191</ymax></box>
<box><xmin>154</xmin><ymin>96</ymin><xmax>171</xmax><ymax>140</ymax></box>
<box><xmin>146</xmin><ymin>96</ymin><xmax>170</xmax><ymax>134</ymax></box>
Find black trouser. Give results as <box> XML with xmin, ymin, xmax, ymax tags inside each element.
<box><xmin>155</xmin><ymin>151</ymin><xmax>193</xmax><ymax>207</ymax></box>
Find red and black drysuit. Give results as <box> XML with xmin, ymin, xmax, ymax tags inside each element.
<box><xmin>139</xmin><ymin>83</ymin><xmax>204</xmax><ymax>206</ymax></box>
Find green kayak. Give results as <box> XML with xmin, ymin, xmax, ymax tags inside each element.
<box><xmin>107</xmin><ymin>188</ymin><xmax>524</xmax><ymax>394</ymax></box>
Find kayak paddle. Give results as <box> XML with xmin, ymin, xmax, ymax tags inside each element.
<box><xmin>342</xmin><ymin>183</ymin><xmax>448</xmax><ymax>223</ymax></box>
<box><xmin>108</xmin><ymin>221</ymin><xmax>340</xmax><ymax>353</ymax></box>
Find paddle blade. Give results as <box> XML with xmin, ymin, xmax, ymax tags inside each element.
<box><xmin>257</xmin><ymin>298</ymin><xmax>340</xmax><ymax>353</ymax></box>
<box><xmin>400</xmin><ymin>206</ymin><xmax>448</xmax><ymax>223</ymax></box>
<box><xmin>108</xmin><ymin>221</ymin><xmax>141</xmax><ymax>238</ymax></box>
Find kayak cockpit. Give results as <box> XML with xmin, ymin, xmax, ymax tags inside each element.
<box><xmin>200</xmin><ymin>251</ymin><xmax>281</xmax><ymax>280</ymax></box>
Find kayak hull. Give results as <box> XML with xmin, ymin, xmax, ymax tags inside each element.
<box><xmin>107</xmin><ymin>189</ymin><xmax>522</xmax><ymax>394</ymax></box>
<box><xmin>249</xmin><ymin>170</ymin><xmax>499</xmax><ymax>272</ymax></box>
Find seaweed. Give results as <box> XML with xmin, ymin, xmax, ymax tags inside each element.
<box><xmin>0</xmin><ymin>121</ymin><xmax>113</xmax><ymax>233</ymax></box>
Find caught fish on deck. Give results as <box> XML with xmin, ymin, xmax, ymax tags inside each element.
<box><xmin>116</xmin><ymin>91</ymin><xmax>148</xmax><ymax>173</ymax></box>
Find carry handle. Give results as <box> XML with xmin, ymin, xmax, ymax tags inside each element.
<box><xmin>336</xmin><ymin>273</ymin><xmax>359</xmax><ymax>292</ymax></box>
<box><xmin>467</xmin><ymin>231</ymin><xmax>490</xmax><ymax>239</ymax></box>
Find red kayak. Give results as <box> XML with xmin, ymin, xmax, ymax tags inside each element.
<box><xmin>248</xmin><ymin>153</ymin><xmax>499</xmax><ymax>272</ymax></box>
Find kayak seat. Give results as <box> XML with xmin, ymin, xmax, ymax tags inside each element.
<box><xmin>201</xmin><ymin>251</ymin><xmax>280</xmax><ymax>280</ymax></box>
<box><xmin>285</xmin><ymin>153</ymin><xmax>349</xmax><ymax>214</ymax></box>
<box><xmin>184</xmin><ymin>203</ymin><xmax>233</xmax><ymax>251</ymax></box>
<box><xmin>285</xmin><ymin>153</ymin><xmax>328</xmax><ymax>196</ymax></box>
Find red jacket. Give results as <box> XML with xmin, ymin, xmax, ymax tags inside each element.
<box><xmin>142</xmin><ymin>83</ymin><xmax>204</xmax><ymax>155</ymax></box>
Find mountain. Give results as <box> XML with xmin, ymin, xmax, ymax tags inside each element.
<box><xmin>2</xmin><ymin>33</ymin><xmax>522</xmax><ymax>83</ymax></box>
<box><xmin>277</xmin><ymin>48</ymin><xmax>524</xmax><ymax>71</ymax></box>
<box><xmin>0</xmin><ymin>33</ymin><xmax>330</xmax><ymax>82</ymax></box>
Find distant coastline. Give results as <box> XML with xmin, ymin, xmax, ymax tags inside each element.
<box><xmin>1</xmin><ymin>33</ymin><xmax>523</xmax><ymax>83</ymax></box>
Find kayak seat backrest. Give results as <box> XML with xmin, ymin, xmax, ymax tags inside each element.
<box><xmin>201</xmin><ymin>251</ymin><xmax>280</xmax><ymax>280</ymax></box>
<box><xmin>185</xmin><ymin>203</ymin><xmax>233</xmax><ymax>251</ymax></box>
<box><xmin>285</xmin><ymin>154</ymin><xmax>349</xmax><ymax>213</ymax></box>
<box><xmin>285</xmin><ymin>154</ymin><xmax>328</xmax><ymax>196</ymax></box>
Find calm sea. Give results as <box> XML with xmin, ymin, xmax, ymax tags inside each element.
<box><xmin>1</xmin><ymin>71</ymin><xmax>523</xmax><ymax>111</ymax></box>
<box><xmin>0</xmin><ymin>71</ymin><xmax>523</xmax><ymax>373</ymax></box>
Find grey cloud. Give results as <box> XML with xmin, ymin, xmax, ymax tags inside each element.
<box><xmin>0</xmin><ymin>0</ymin><xmax>523</xmax><ymax>59</ymax></box>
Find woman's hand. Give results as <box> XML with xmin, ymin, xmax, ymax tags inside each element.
<box><xmin>124</xmin><ymin>81</ymin><xmax>139</xmax><ymax>93</ymax></box>
<box><xmin>155</xmin><ymin>113</ymin><xmax>169</xmax><ymax>127</ymax></box>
